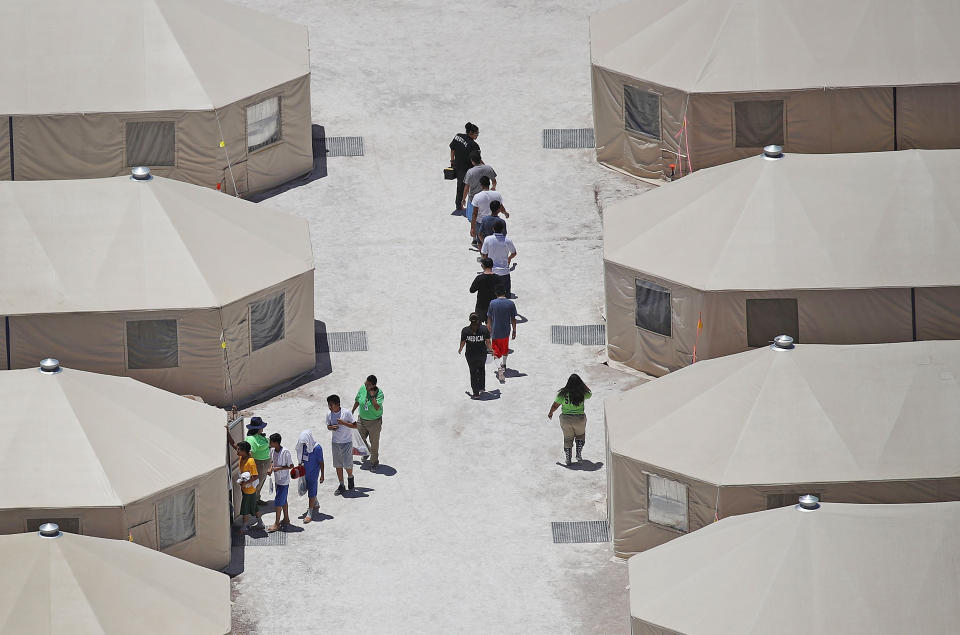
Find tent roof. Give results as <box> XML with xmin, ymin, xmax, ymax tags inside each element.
<box><xmin>629</xmin><ymin>502</ymin><xmax>960</xmax><ymax>634</ymax></box>
<box><xmin>603</xmin><ymin>149</ymin><xmax>960</xmax><ymax>291</ymax></box>
<box><xmin>590</xmin><ymin>0</ymin><xmax>960</xmax><ymax>93</ymax></box>
<box><xmin>0</xmin><ymin>366</ymin><xmax>227</xmax><ymax>509</ymax></box>
<box><xmin>605</xmin><ymin>340</ymin><xmax>960</xmax><ymax>486</ymax></box>
<box><xmin>0</xmin><ymin>531</ymin><xmax>230</xmax><ymax>634</ymax></box>
<box><xmin>0</xmin><ymin>175</ymin><xmax>313</xmax><ymax>315</ymax></box>
<box><xmin>0</xmin><ymin>0</ymin><xmax>308</xmax><ymax>115</ymax></box>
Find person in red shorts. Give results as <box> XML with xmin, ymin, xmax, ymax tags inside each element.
<box><xmin>486</xmin><ymin>286</ymin><xmax>518</xmax><ymax>383</ymax></box>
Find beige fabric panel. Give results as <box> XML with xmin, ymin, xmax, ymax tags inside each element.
<box><xmin>7</xmin><ymin>309</ymin><xmax>229</xmax><ymax>405</ymax></box>
<box><xmin>915</xmin><ymin>287</ymin><xmax>960</xmax><ymax>340</ymax></box>
<box><xmin>604</xmin><ymin>262</ymin><xmax>704</xmax><ymax>377</ymax></box>
<box><xmin>630</xmin><ymin>617</ymin><xmax>676</xmax><ymax>635</ymax></box>
<box><xmin>0</xmin><ymin>507</ymin><xmax>124</xmax><ymax>539</ymax></box>
<box><xmin>222</xmin><ymin>271</ymin><xmax>316</xmax><ymax>405</ymax></box>
<box><xmin>688</xmin><ymin>88</ymin><xmax>894</xmax><ymax>171</ymax></box>
<box><xmin>592</xmin><ymin>66</ymin><xmax>687</xmax><ymax>179</ymax></box>
<box><xmin>897</xmin><ymin>85</ymin><xmax>960</xmax><ymax>150</ymax></box>
<box><xmin>0</xmin><ymin>117</ymin><xmax>9</xmax><ymax>180</ymax></box>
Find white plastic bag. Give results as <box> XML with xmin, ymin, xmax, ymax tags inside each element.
<box><xmin>298</xmin><ymin>476</ymin><xmax>307</xmax><ymax>497</ymax></box>
<box><xmin>352</xmin><ymin>428</ymin><xmax>369</xmax><ymax>456</ymax></box>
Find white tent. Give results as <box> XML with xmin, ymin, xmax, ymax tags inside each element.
<box><xmin>605</xmin><ymin>340</ymin><xmax>960</xmax><ymax>557</ymax></box>
<box><xmin>0</xmin><ymin>527</ymin><xmax>230</xmax><ymax>634</ymax></box>
<box><xmin>628</xmin><ymin>502</ymin><xmax>960</xmax><ymax>634</ymax></box>
<box><xmin>0</xmin><ymin>0</ymin><xmax>313</xmax><ymax>195</ymax></box>
<box><xmin>0</xmin><ymin>363</ymin><xmax>231</xmax><ymax>569</ymax></box>
<box><xmin>0</xmin><ymin>174</ymin><xmax>316</xmax><ymax>406</ymax></box>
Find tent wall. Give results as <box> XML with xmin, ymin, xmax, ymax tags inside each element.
<box><xmin>898</xmin><ymin>85</ymin><xmax>960</xmax><ymax>150</ymax></box>
<box><xmin>592</xmin><ymin>67</ymin><xmax>688</xmax><ymax>179</ymax></box>
<box><xmin>7</xmin><ymin>308</ymin><xmax>229</xmax><ymax>405</ymax></box>
<box><xmin>0</xmin><ymin>318</ymin><xmax>7</xmax><ymax>370</ymax></box>
<box><xmin>222</xmin><ymin>271</ymin><xmax>315</xmax><ymax>405</ymax></box>
<box><xmin>0</xmin><ymin>118</ymin><xmax>9</xmax><ymax>180</ymax></box>
<box><xmin>126</xmin><ymin>467</ymin><xmax>230</xmax><ymax>570</ymax></box>
<box><xmin>606</xmin><ymin>260</ymin><xmax>923</xmax><ymax>376</ymax></box>
<box><xmin>630</xmin><ymin>618</ymin><xmax>671</xmax><ymax>635</ymax></box>
<box><xmin>0</xmin><ymin>506</ymin><xmax>124</xmax><ymax>539</ymax></box>
<box><xmin>3</xmin><ymin>75</ymin><xmax>312</xmax><ymax>195</ymax></box>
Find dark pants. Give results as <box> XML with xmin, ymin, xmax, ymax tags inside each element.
<box><xmin>466</xmin><ymin>353</ymin><xmax>486</xmax><ymax>394</ymax></box>
<box><xmin>496</xmin><ymin>273</ymin><xmax>511</xmax><ymax>297</ymax></box>
<box><xmin>455</xmin><ymin>177</ymin><xmax>467</xmax><ymax>209</ymax></box>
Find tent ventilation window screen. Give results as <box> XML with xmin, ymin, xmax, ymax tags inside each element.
<box><xmin>648</xmin><ymin>474</ymin><xmax>688</xmax><ymax>532</ymax></box>
<box><xmin>157</xmin><ymin>488</ymin><xmax>196</xmax><ymax>550</ymax></box>
<box><xmin>26</xmin><ymin>518</ymin><xmax>80</xmax><ymax>534</ymax></box>
<box><xmin>635</xmin><ymin>279</ymin><xmax>672</xmax><ymax>337</ymax></box>
<box><xmin>247</xmin><ymin>96</ymin><xmax>282</xmax><ymax>153</ymax></box>
<box><xmin>746</xmin><ymin>298</ymin><xmax>799</xmax><ymax>348</ymax></box>
<box><xmin>735</xmin><ymin>100</ymin><xmax>785</xmax><ymax>148</ymax></box>
<box><xmin>250</xmin><ymin>293</ymin><xmax>285</xmax><ymax>351</ymax></box>
<box><xmin>126</xmin><ymin>319</ymin><xmax>179</xmax><ymax>369</ymax></box>
<box><xmin>125</xmin><ymin>121</ymin><xmax>175</xmax><ymax>167</ymax></box>
<box><xmin>623</xmin><ymin>86</ymin><xmax>661</xmax><ymax>140</ymax></box>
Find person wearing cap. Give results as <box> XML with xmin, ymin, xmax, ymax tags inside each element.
<box><xmin>352</xmin><ymin>375</ymin><xmax>385</xmax><ymax>469</ymax></box>
<box><xmin>235</xmin><ymin>441</ymin><xmax>263</xmax><ymax>532</ymax></box>
<box><xmin>459</xmin><ymin>312</ymin><xmax>493</xmax><ymax>398</ymax></box>
<box><xmin>227</xmin><ymin>416</ymin><xmax>272</xmax><ymax>505</ymax></box>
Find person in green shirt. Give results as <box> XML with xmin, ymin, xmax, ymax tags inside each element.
<box><xmin>547</xmin><ymin>374</ymin><xmax>592</xmax><ymax>465</ymax></box>
<box><xmin>352</xmin><ymin>374</ymin><xmax>384</xmax><ymax>468</ymax></box>
<box><xmin>228</xmin><ymin>417</ymin><xmax>272</xmax><ymax>504</ymax></box>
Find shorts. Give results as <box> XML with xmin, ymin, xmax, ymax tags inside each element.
<box><xmin>273</xmin><ymin>484</ymin><xmax>289</xmax><ymax>508</ymax></box>
<box><xmin>332</xmin><ymin>442</ymin><xmax>353</xmax><ymax>468</ymax></box>
<box><xmin>492</xmin><ymin>337</ymin><xmax>509</xmax><ymax>359</ymax></box>
<box><xmin>239</xmin><ymin>491</ymin><xmax>259</xmax><ymax>516</ymax></box>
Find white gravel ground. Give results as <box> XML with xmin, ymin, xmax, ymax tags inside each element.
<box><xmin>227</xmin><ymin>1</ymin><xmax>652</xmax><ymax>633</ymax></box>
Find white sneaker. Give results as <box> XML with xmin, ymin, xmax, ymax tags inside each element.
<box><xmin>497</xmin><ymin>365</ymin><xmax>506</xmax><ymax>383</ymax></box>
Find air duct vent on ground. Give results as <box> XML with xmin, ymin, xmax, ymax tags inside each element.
<box><xmin>543</xmin><ymin>128</ymin><xmax>595</xmax><ymax>149</ymax></box>
<box><xmin>551</xmin><ymin>325</ymin><xmax>606</xmax><ymax>345</ymax></box>
<box><xmin>322</xmin><ymin>136</ymin><xmax>364</xmax><ymax>157</ymax></box>
<box><xmin>551</xmin><ymin>520</ymin><xmax>610</xmax><ymax>543</ymax></box>
<box><xmin>318</xmin><ymin>330</ymin><xmax>369</xmax><ymax>353</ymax></box>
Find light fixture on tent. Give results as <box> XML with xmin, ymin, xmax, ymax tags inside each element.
<box><xmin>762</xmin><ymin>144</ymin><xmax>784</xmax><ymax>160</ymax></box>
<box><xmin>796</xmin><ymin>494</ymin><xmax>820</xmax><ymax>512</ymax></box>
<box><xmin>38</xmin><ymin>522</ymin><xmax>62</xmax><ymax>538</ymax></box>
<box><xmin>130</xmin><ymin>166</ymin><xmax>153</xmax><ymax>181</ymax></box>
<box><xmin>771</xmin><ymin>335</ymin><xmax>794</xmax><ymax>351</ymax></box>
<box><xmin>39</xmin><ymin>358</ymin><xmax>61</xmax><ymax>374</ymax></box>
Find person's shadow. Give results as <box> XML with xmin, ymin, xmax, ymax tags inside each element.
<box><xmin>341</xmin><ymin>486</ymin><xmax>374</xmax><ymax>499</ymax></box>
<box><xmin>465</xmin><ymin>389</ymin><xmax>501</xmax><ymax>401</ymax></box>
<box><xmin>504</xmin><ymin>368</ymin><xmax>527</xmax><ymax>379</ymax></box>
<box><xmin>555</xmin><ymin>460</ymin><xmax>604</xmax><ymax>472</ymax></box>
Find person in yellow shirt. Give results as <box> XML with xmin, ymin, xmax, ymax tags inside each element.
<box><xmin>236</xmin><ymin>441</ymin><xmax>263</xmax><ymax>532</ymax></box>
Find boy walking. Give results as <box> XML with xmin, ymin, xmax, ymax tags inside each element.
<box><xmin>470</xmin><ymin>176</ymin><xmax>504</xmax><ymax>244</ymax></box>
<box><xmin>463</xmin><ymin>152</ymin><xmax>497</xmax><ymax>245</ymax></box>
<box><xmin>487</xmin><ymin>286</ymin><xmax>518</xmax><ymax>383</ymax></box>
<box><xmin>480</xmin><ymin>219</ymin><xmax>517</xmax><ymax>297</ymax></box>
<box><xmin>235</xmin><ymin>441</ymin><xmax>263</xmax><ymax>532</ymax></box>
<box><xmin>470</xmin><ymin>257</ymin><xmax>499</xmax><ymax>318</ymax></box>
<box><xmin>352</xmin><ymin>375</ymin><xmax>385</xmax><ymax>468</ymax></box>
<box><xmin>266</xmin><ymin>433</ymin><xmax>293</xmax><ymax>532</ymax></box>
<box><xmin>327</xmin><ymin>394</ymin><xmax>358</xmax><ymax>494</ymax></box>
<box><xmin>478</xmin><ymin>200</ymin><xmax>509</xmax><ymax>246</ymax></box>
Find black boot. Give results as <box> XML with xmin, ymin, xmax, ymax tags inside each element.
<box><xmin>575</xmin><ymin>438</ymin><xmax>585</xmax><ymax>463</ymax></box>
<box><xmin>347</xmin><ymin>476</ymin><xmax>355</xmax><ymax>490</ymax></box>
<box><xmin>564</xmin><ymin>447</ymin><xmax>572</xmax><ymax>465</ymax></box>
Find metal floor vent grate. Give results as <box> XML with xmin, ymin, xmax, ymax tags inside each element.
<box><xmin>551</xmin><ymin>520</ymin><xmax>610</xmax><ymax>544</ymax></box>
<box><xmin>543</xmin><ymin>128</ymin><xmax>595</xmax><ymax>149</ymax></box>
<box><xmin>322</xmin><ymin>136</ymin><xmax>364</xmax><ymax>157</ymax></box>
<box><xmin>319</xmin><ymin>330</ymin><xmax>369</xmax><ymax>353</ymax></box>
<box><xmin>551</xmin><ymin>324</ymin><xmax>606</xmax><ymax>345</ymax></box>
<box><xmin>233</xmin><ymin>530</ymin><xmax>287</xmax><ymax>547</ymax></box>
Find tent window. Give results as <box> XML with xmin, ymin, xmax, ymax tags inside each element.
<box><xmin>247</xmin><ymin>96</ymin><xmax>282</xmax><ymax>152</ymax></box>
<box><xmin>125</xmin><ymin>121</ymin><xmax>176</xmax><ymax>167</ymax></box>
<box><xmin>624</xmin><ymin>86</ymin><xmax>661</xmax><ymax>139</ymax></box>
<box><xmin>126</xmin><ymin>319</ymin><xmax>179</xmax><ymax>369</ymax></box>
<box><xmin>746</xmin><ymin>298</ymin><xmax>799</xmax><ymax>347</ymax></box>
<box><xmin>734</xmin><ymin>100</ymin><xmax>784</xmax><ymax>147</ymax></box>
<box><xmin>766</xmin><ymin>493</ymin><xmax>821</xmax><ymax>510</ymax></box>
<box><xmin>157</xmin><ymin>489</ymin><xmax>196</xmax><ymax>550</ymax></box>
<box><xmin>635</xmin><ymin>279</ymin><xmax>672</xmax><ymax>337</ymax></box>
<box><xmin>250</xmin><ymin>293</ymin><xmax>285</xmax><ymax>352</ymax></box>
<box><xmin>648</xmin><ymin>474</ymin><xmax>688</xmax><ymax>532</ymax></box>
<box><xmin>26</xmin><ymin>518</ymin><xmax>81</xmax><ymax>534</ymax></box>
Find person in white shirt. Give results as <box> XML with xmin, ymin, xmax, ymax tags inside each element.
<box><xmin>480</xmin><ymin>218</ymin><xmax>517</xmax><ymax>297</ymax></box>
<box><xmin>266</xmin><ymin>433</ymin><xmax>294</xmax><ymax>532</ymax></box>
<box><xmin>470</xmin><ymin>176</ymin><xmax>505</xmax><ymax>245</ymax></box>
<box><xmin>326</xmin><ymin>394</ymin><xmax>358</xmax><ymax>495</ymax></box>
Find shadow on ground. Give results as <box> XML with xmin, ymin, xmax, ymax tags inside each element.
<box><xmin>246</xmin><ymin>124</ymin><xmax>329</xmax><ymax>202</ymax></box>
<box><xmin>555</xmin><ymin>460</ymin><xmax>604</xmax><ymax>472</ymax></box>
<box><xmin>340</xmin><ymin>486</ymin><xmax>374</xmax><ymax>499</ymax></box>
<box><xmin>355</xmin><ymin>461</ymin><xmax>399</xmax><ymax>476</ymax></box>
<box><xmin>238</xmin><ymin>320</ymin><xmax>333</xmax><ymax>407</ymax></box>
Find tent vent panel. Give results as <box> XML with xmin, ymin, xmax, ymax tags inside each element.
<box><xmin>648</xmin><ymin>474</ymin><xmax>688</xmax><ymax>532</ymax></box>
<box><xmin>623</xmin><ymin>86</ymin><xmax>661</xmax><ymax>140</ymax></box>
<box><xmin>746</xmin><ymin>298</ymin><xmax>799</xmax><ymax>348</ymax></box>
<box><xmin>551</xmin><ymin>324</ymin><xmax>606</xmax><ymax>345</ymax></box>
<box><xmin>157</xmin><ymin>488</ymin><xmax>196</xmax><ymax>550</ymax></box>
<box><xmin>233</xmin><ymin>530</ymin><xmax>288</xmax><ymax>547</ymax></box>
<box><xmin>250</xmin><ymin>293</ymin><xmax>286</xmax><ymax>352</ymax></box>
<box><xmin>125</xmin><ymin>121</ymin><xmax>176</xmax><ymax>167</ymax></box>
<box><xmin>542</xmin><ymin>128</ymin><xmax>595</xmax><ymax>149</ymax></box>
<box><xmin>318</xmin><ymin>330</ymin><xmax>368</xmax><ymax>353</ymax></box>
<box><xmin>247</xmin><ymin>96</ymin><xmax>282</xmax><ymax>153</ymax></box>
<box><xmin>126</xmin><ymin>319</ymin><xmax>179</xmax><ymax>369</ymax></box>
<box><xmin>735</xmin><ymin>100</ymin><xmax>785</xmax><ymax>148</ymax></box>
<box><xmin>321</xmin><ymin>136</ymin><xmax>364</xmax><ymax>157</ymax></box>
<box><xmin>551</xmin><ymin>520</ymin><xmax>610</xmax><ymax>544</ymax></box>
<box><xmin>635</xmin><ymin>279</ymin><xmax>672</xmax><ymax>337</ymax></box>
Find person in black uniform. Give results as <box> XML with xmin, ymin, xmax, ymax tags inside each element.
<box><xmin>449</xmin><ymin>122</ymin><xmax>480</xmax><ymax>213</ymax></box>
<box><xmin>458</xmin><ymin>312</ymin><xmax>492</xmax><ymax>399</ymax></box>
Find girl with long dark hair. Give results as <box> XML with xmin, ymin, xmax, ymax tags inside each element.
<box><xmin>547</xmin><ymin>374</ymin><xmax>592</xmax><ymax>464</ymax></box>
